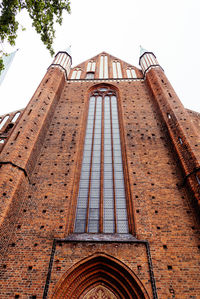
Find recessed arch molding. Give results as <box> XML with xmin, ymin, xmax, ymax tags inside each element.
<box><xmin>51</xmin><ymin>253</ymin><xmax>150</xmax><ymax>299</ymax></box>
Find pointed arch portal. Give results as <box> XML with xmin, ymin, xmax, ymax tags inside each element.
<box><xmin>51</xmin><ymin>253</ymin><xmax>150</xmax><ymax>299</ymax></box>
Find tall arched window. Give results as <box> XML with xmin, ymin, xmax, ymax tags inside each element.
<box><xmin>75</xmin><ymin>87</ymin><xmax>129</xmax><ymax>234</ymax></box>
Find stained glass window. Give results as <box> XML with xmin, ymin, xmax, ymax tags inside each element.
<box><xmin>75</xmin><ymin>87</ymin><xmax>128</xmax><ymax>233</ymax></box>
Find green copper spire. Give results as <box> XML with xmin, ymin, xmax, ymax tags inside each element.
<box><xmin>66</xmin><ymin>45</ymin><xmax>72</xmax><ymax>57</ymax></box>
<box><xmin>140</xmin><ymin>45</ymin><xmax>148</xmax><ymax>57</ymax></box>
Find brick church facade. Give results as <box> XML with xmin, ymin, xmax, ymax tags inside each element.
<box><xmin>0</xmin><ymin>48</ymin><xmax>199</xmax><ymax>298</ymax></box>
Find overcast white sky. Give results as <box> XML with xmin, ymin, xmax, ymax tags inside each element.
<box><xmin>1</xmin><ymin>0</ymin><xmax>200</xmax><ymax>115</ymax></box>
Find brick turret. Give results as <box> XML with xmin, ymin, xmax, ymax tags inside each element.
<box><xmin>50</xmin><ymin>46</ymin><xmax>72</xmax><ymax>78</ymax></box>
<box><xmin>0</xmin><ymin>49</ymin><xmax>72</xmax><ymax>251</ymax></box>
<box><xmin>139</xmin><ymin>47</ymin><xmax>200</xmax><ymax>210</ymax></box>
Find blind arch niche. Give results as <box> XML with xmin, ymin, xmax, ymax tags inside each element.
<box><xmin>75</xmin><ymin>85</ymin><xmax>131</xmax><ymax>234</ymax></box>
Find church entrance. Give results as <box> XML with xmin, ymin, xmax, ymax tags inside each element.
<box><xmin>51</xmin><ymin>253</ymin><xmax>150</xmax><ymax>299</ymax></box>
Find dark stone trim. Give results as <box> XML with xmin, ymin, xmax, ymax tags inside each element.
<box><xmin>69</xmin><ymin>77</ymin><xmax>144</xmax><ymax>82</ymax></box>
<box><xmin>139</xmin><ymin>51</ymin><xmax>157</xmax><ymax>64</ymax></box>
<box><xmin>63</xmin><ymin>233</ymin><xmax>138</xmax><ymax>242</ymax></box>
<box><xmin>0</xmin><ymin>161</ymin><xmax>31</xmax><ymax>183</ymax></box>
<box><xmin>55</xmin><ymin>51</ymin><xmax>72</xmax><ymax>64</ymax></box>
<box><xmin>48</xmin><ymin>64</ymin><xmax>67</xmax><ymax>79</ymax></box>
<box><xmin>143</xmin><ymin>64</ymin><xmax>164</xmax><ymax>76</ymax></box>
<box><xmin>42</xmin><ymin>235</ymin><xmax>158</xmax><ymax>299</ymax></box>
<box><xmin>43</xmin><ymin>239</ymin><xmax>56</xmax><ymax>299</ymax></box>
<box><xmin>181</xmin><ymin>167</ymin><xmax>200</xmax><ymax>187</ymax></box>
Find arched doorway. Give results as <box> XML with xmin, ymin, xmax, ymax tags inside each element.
<box><xmin>51</xmin><ymin>253</ymin><xmax>150</xmax><ymax>299</ymax></box>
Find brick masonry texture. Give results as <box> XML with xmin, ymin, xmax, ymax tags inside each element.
<box><xmin>0</xmin><ymin>53</ymin><xmax>199</xmax><ymax>298</ymax></box>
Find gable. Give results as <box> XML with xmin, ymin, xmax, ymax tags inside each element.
<box><xmin>69</xmin><ymin>52</ymin><xmax>143</xmax><ymax>80</ymax></box>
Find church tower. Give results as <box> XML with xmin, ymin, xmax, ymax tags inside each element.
<box><xmin>0</xmin><ymin>47</ymin><xmax>199</xmax><ymax>298</ymax></box>
<box><xmin>139</xmin><ymin>47</ymin><xmax>200</xmax><ymax>207</ymax></box>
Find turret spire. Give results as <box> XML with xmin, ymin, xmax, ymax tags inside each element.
<box><xmin>139</xmin><ymin>46</ymin><xmax>160</xmax><ymax>75</ymax></box>
<box><xmin>49</xmin><ymin>46</ymin><xmax>72</xmax><ymax>78</ymax></box>
<box><xmin>66</xmin><ymin>45</ymin><xmax>72</xmax><ymax>57</ymax></box>
<box><xmin>139</xmin><ymin>45</ymin><xmax>148</xmax><ymax>57</ymax></box>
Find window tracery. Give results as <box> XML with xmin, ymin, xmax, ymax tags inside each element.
<box><xmin>71</xmin><ymin>68</ymin><xmax>82</xmax><ymax>79</ymax></box>
<box><xmin>81</xmin><ymin>285</ymin><xmax>118</xmax><ymax>299</ymax></box>
<box><xmin>112</xmin><ymin>61</ymin><xmax>122</xmax><ymax>78</ymax></box>
<box><xmin>75</xmin><ymin>87</ymin><xmax>128</xmax><ymax>234</ymax></box>
<box><xmin>87</xmin><ymin>61</ymin><xmax>96</xmax><ymax>72</ymax></box>
<box><xmin>126</xmin><ymin>68</ymin><xmax>137</xmax><ymax>78</ymax></box>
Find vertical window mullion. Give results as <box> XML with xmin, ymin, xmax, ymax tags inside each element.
<box><xmin>103</xmin><ymin>56</ymin><xmax>105</xmax><ymax>78</ymax></box>
<box><xmin>131</xmin><ymin>69</ymin><xmax>136</xmax><ymax>78</ymax></box>
<box><xmin>104</xmin><ymin>56</ymin><xmax>108</xmax><ymax>78</ymax></box>
<box><xmin>99</xmin><ymin>95</ymin><xmax>104</xmax><ymax>232</ymax></box>
<box><xmin>126</xmin><ymin>69</ymin><xmax>131</xmax><ymax>78</ymax></box>
<box><xmin>85</xmin><ymin>98</ymin><xmax>97</xmax><ymax>232</ymax></box>
<box><xmin>110</xmin><ymin>97</ymin><xmax>117</xmax><ymax>233</ymax></box>
<box><xmin>100</xmin><ymin>56</ymin><xmax>104</xmax><ymax>78</ymax></box>
<box><xmin>74</xmin><ymin>70</ymin><xmax>77</xmax><ymax>79</ymax></box>
<box><xmin>111</xmin><ymin>96</ymin><xmax>128</xmax><ymax>233</ymax></box>
<box><xmin>92</xmin><ymin>62</ymin><xmax>96</xmax><ymax>72</ymax></box>
<box><xmin>117</xmin><ymin>62</ymin><xmax>122</xmax><ymax>78</ymax></box>
<box><xmin>112</xmin><ymin>62</ymin><xmax>117</xmax><ymax>78</ymax></box>
<box><xmin>116</xmin><ymin>62</ymin><xmax>118</xmax><ymax>78</ymax></box>
<box><xmin>104</xmin><ymin>96</ymin><xmax>114</xmax><ymax>233</ymax></box>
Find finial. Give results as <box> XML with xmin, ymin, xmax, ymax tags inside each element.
<box><xmin>140</xmin><ymin>45</ymin><xmax>148</xmax><ymax>57</ymax></box>
<box><xmin>66</xmin><ymin>45</ymin><xmax>72</xmax><ymax>57</ymax></box>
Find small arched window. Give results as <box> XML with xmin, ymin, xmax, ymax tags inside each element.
<box><xmin>75</xmin><ymin>86</ymin><xmax>129</xmax><ymax>234</ymax></box>
<box><xmin>112</xmin><ymin>61</ymin><xmax>122</xmax><ymax>78</ymax></box>
<box><xmin>126</xmin><ymin>68</ymin><xmax>137</xmax><ymax>78</ymax></box>
<box><xmin>87</xmin><ymin>61</ymin><xmax>96</xmax><ymax>72</ymax></box>
<box><xmin>71</xmin><ymin>68</ymin><xmax>82</xmax><ymax>79</ymax></box>
<box><xmin>0</xmin><ymin>115</ymin><xmax>9</xmax><ymax>130</ymax></box>
<box><xmin>11</xmin><ymin>112</ymin><xmax>20</xmax><ymax>123</ymax></box>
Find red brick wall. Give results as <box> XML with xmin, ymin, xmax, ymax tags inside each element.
<box><xmin>0</xmin><ymin>66</ymin><xmax>199</xmax><ymax>298</ymax></box>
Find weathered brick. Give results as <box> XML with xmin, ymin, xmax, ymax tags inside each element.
<box><xmin>0</xmin><ymin>51</ymin><xmax>199</xmax><ymax>298</ymax></box>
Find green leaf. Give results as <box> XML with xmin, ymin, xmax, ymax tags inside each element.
<box><xmin>0</xmin><ymin>0</ymin><xmax>71</xmax><ymax>70</ymax></box>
